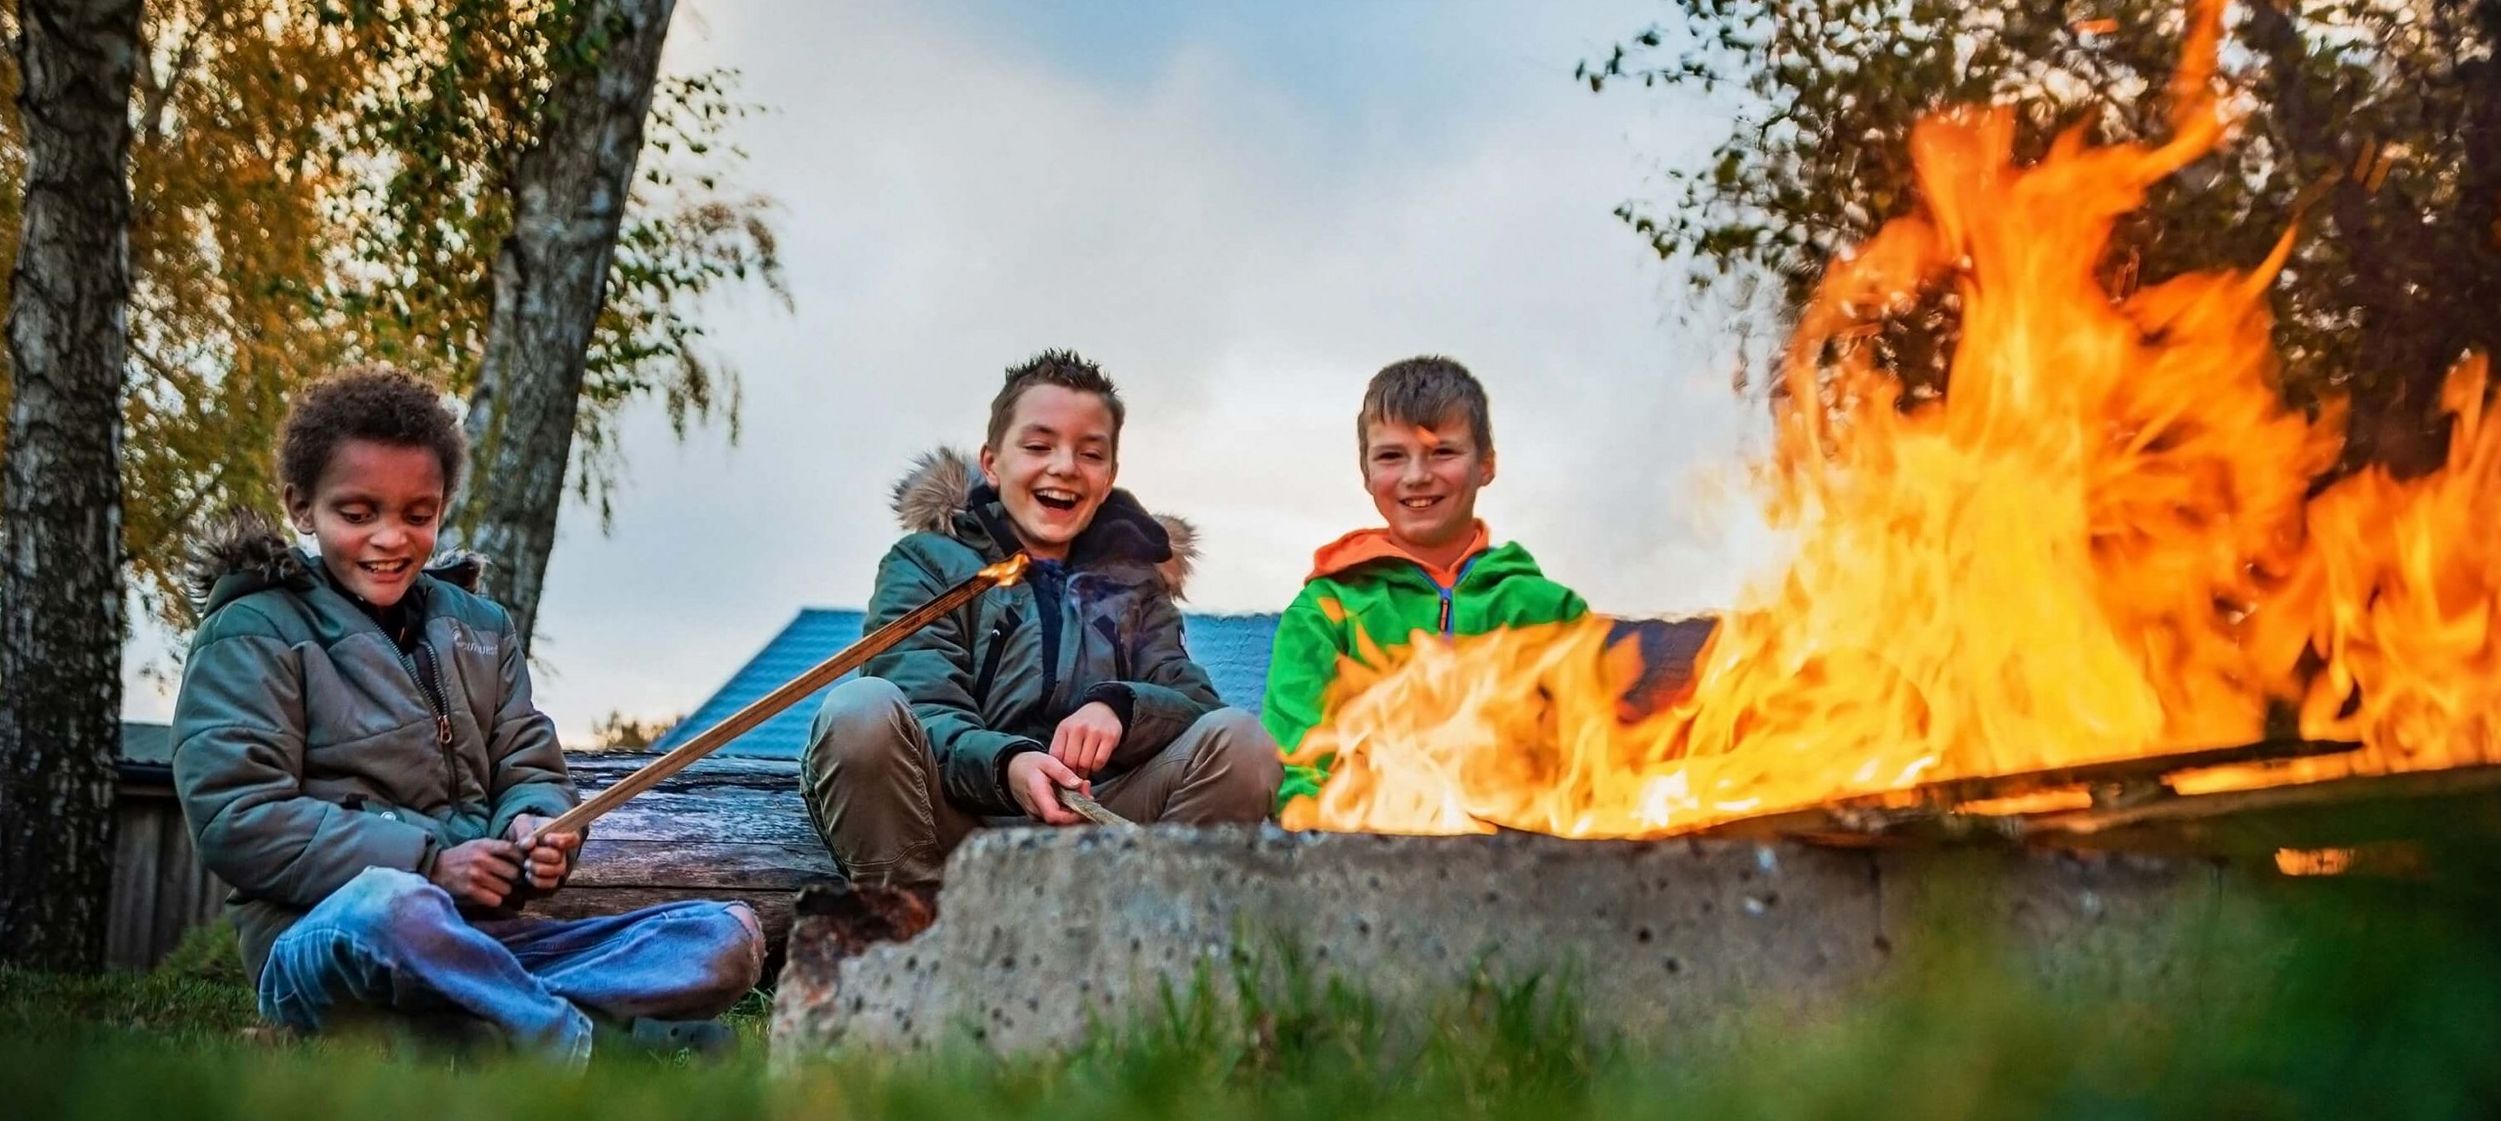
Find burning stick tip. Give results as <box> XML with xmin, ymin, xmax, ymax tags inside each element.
<box><xmin>982</xmin><ymin>553</ymin><xmax>1033</xmax><ymax>587</ymax></box>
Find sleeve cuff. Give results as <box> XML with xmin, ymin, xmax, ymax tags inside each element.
<box><xmin>488</xmin><ymin>785</ymin><xmax>577</xmax><ymax>841</ymax></box>
<box><xmin>1078</xmin><ymin>682</ymin><xmax>1137</xmax><ymax>732</ymax></box>
<box><xmin>992</xmin><ymin>739</ymin><xmax>1046</xmax><ymax>810</ymax></box>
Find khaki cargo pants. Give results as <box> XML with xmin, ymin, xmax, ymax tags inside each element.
<box><xmin>799</xmin><ymin>677</ymin><xmax>1282</xmax><ymax>886</ymax></box>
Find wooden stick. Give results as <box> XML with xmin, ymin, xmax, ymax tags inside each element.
<box><xmin>520</xmin><ymin>553</ymin><xmax>1031</xmax><ymax>848</ymax></box>
<box><xmin>1058</xmin><ymin>787</ymin><xmax>1136</xmax><ymax>827</ymax></box>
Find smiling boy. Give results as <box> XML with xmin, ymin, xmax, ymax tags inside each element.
<box><xmin>172</xmin><ymin>368</ymin><xmax>762</xmax><ymax>1063</ymax></box>
<box><xmin>801</xmin><ymin>351</ymin><xmax>1280</xmax><ymax>887</ymax></box>
<box><xmin>1262</xmin><ymin>356</ymin><xmax>1589</xmax><ymax>809</ymax></box>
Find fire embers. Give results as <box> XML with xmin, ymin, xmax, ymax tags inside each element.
<box><xmin>1289</xmin><ymin>0</ymin><xmax>2500</xmax><ymax>840</ymax></box>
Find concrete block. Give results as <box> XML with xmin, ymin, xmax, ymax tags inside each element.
<box><xmin>772</xmin><ymin>826</ymin><xmax>2246</xmax><ymax>1058</ymax></box>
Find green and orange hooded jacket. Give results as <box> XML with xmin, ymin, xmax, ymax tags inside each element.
<box><xmin>1262</xmin><ymin>523</ymin><xmax>1588</xmax><ymax>808</ymax></box>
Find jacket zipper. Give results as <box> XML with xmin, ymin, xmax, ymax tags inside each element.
<box><xmin>1093</xmin><ymin>615</ymin><xmax>1130</xmax><ymax>681</ymax></box>
<box><xmin>1038</xmin><ymin>574</ymin><xmax>1064</xmax><ymax>710</ymax></box>
<box><xmin>403</xmin><ymin>639</ymin><xmax>459</xmax><ymax>796</ymax></box>
<box><xmin>1432</xmin><ymin>556</ymin><xmax>1484</xmax><ymax>637</ymax></box>
<box><xmin>973</xmin><ymin>610</ymin><xmax>1019</xmax><ymax>699</ymax></box>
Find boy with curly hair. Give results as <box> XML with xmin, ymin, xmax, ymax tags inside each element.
<box><xmin>172</xmin><ymin>366</ymin><xmax>762</xmax><ymax>1063</ymax></box>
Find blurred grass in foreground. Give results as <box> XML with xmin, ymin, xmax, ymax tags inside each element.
<box><xmin>2</xmin><ymin>865</ymin><xmax>2496</xmax><ymax>1121</ymax></box>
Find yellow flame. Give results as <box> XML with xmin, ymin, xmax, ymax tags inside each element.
<box><xmin>2274</xmin><ymin>848</ymin><xmax>2355</xmax><ymax>876</ymax></box>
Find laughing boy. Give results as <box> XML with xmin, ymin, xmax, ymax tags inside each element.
<box><xmin>800</xmin><ymin>351</ymin><xmax>1280</xmax><ymax>887</ymax></box>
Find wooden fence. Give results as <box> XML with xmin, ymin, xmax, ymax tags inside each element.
<box><xmin>108</xmin><ymin>759</ymin><xmax>226</xmax><ymax>970</ymax></box>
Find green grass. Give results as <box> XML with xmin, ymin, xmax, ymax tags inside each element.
<box><xmin>0</xmin><ymin>923</ymin><xmax>256</xmax><ymax>1045</ymax></box>
<box><xmin>5</xmin><ymin>872</ymin><xmax>2499</xmax><ymax>1120</ymax></box>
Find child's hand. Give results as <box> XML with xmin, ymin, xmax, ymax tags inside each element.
<box><xmin>1049</xmin><ymin>701</ymin><xmax>1124</xmax><ymax>776</ymax></box>
<box><xmin>505</xmin><ymin>814</ymin><xmax>580</xmax><ymax>891</ymax></box>
<box><xmin>1006</xmin><ymin>751</ymin><xmax>1092</xmax><ymax>826</ymax></box>
<box><xmin>431</xmin><ymin>838</ymin><xmax>524</xmax><ymax>907</ymax></box>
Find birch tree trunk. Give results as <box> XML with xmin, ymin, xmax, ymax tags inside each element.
<box><xmin>459</xmin><ymin>0</ymin><xmax>676</xmax><ymax>650</ymax></box>
<box><xmin>0</xmin><ymin>0</ymin><xmax>141</xmax><ymax>971</ymax></box>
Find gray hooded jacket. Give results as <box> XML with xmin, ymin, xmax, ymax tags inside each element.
<box><xmin>170</xmin><ymin>514</ymin><xmax>574</xmax><ymax>981</ymax></box>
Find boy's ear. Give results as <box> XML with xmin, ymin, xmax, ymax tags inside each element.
<box><xmin>1478</xmin><ymin>448</ymin><xmax>1498</xmax><ymax>488</ymax></box>
<box><xmin>976</xmin><ymin>443</ymin><xmax>1000</xmax><ymax>488</ymax></box>
<box><xmin>281</xmin><ymin>484</ymin><xmax>313</xmax><ymax>534</ymax></box>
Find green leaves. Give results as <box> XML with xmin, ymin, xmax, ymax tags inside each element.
<box><xmin>1589</xmin><ymin>0</ymin><xmax>2501</xmax><ymax>468</ymax></box>
<box><xmin>0</xmin><ymin>0</ymin><xmax>785</xmax><ymax>632</ymax></box>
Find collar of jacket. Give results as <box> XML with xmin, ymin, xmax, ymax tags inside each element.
<box><xmin>1305</xmin><ymin>522</ymin><xmax>1492</xmax><ymax>586</ymax></box>
<box><xmin>887</xmin><ymin>446</ymin><xmax>1201</xmax><ymax>598</ymax></box>
<box><xmin>184</xmin><ymin>508</ymin><xmax>490</xmax><ymax>619</ymax></box>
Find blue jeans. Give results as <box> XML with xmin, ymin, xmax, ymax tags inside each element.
<box><xmin>257</xmin><ymin>868</ymin><xmax>764</xmax><ymax>1065</ymax></box>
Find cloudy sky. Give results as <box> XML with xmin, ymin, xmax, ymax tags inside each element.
<box><xmin>125</xmin><ymin>1</ymin><xmax>1777</xmax><ymax>742</ymax></box>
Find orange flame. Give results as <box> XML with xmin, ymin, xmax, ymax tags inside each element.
<box><xmin>981</xmin><ymin>553</ymin><xmax>1034</xmax><ymax>588</ymax></box>
<box><xmin>1283</xmin><ymin>0</ymin><xmax>2498</xmax><ymax>838</ymax></box>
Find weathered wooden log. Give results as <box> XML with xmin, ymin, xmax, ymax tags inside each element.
<box><xmin>525</xmin><ymin>752</ymin><xmax>827</xmax><ymax>953</ymax></box>
<box><xmin>1696</xmin><ymin>738</ymin><xmax>2364</xmax><ymax>849</ymax></box>
<box><xmin>2020</xmin><ymin>761</ymin><xmax>2501</xmax><ymax>858</ymax></box>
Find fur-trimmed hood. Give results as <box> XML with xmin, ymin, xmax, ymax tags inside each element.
<box><xmin>889</xmin><ymin>447</ymin><xmax>1198</xmax><ymax>598</ymax></box>
<box><xmin>185</xmin><ymin>508</ymin><xmax>489</xmax><ymax>618</ymax></box>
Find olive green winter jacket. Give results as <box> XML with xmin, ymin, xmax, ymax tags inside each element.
<box><xmin>169</xmin><ymin>515</ymin><xmax>573</xmax><ymax>981</ymax></box>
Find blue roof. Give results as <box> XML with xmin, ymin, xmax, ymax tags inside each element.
<box><xmin>656</xmin><ymin>609</ymin><xmax>1283</xmax><ymax>759</ymax></box>
<box><xmin>1185</xmin><ymin>614</ymin><xmax>1283</xmax><ymax>716</ymax></box>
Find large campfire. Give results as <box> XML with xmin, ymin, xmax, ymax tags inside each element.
<box><xmin>1282</xmin><ymin>0</ymin><xmax>2499</xmax><ymax>848</ymax></box>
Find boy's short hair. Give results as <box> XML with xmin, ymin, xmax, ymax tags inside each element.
<box><xmin>278</xmin><ymin>365</ymin><xmax>466</xmax><ymax>496</ymax></box>
<box><xmin>986</xmin><ymin>349</ymin><xmax>1126</xmax><ymax>451</ymax></box>
<box><xmin>1359</xmin><ymin>355</ymin><xmax>1492</xmax><ymax>453</ymax></box>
